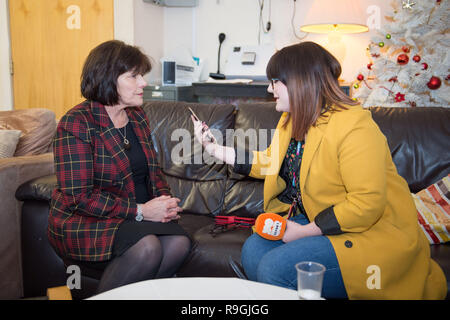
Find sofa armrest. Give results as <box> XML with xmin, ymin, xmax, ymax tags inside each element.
<box><xmin>0</xmin><ymin>152</ymin><xmax>54</xmax><ymax>299</ymax></box>
<box><xmin>15</xmin><ymin>174</ymin><xmax>57</xmax><ymax>202</ymax></box>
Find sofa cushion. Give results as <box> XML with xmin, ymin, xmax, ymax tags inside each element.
<box><xmin>368</xmin><ymin>107</ymin><xmax>450</xmax><ymax>193</ymax></box>
<box><xmin>221</xmin><ymin>102</ymin><xmax>281</xmax><ymax>217</ymax></box>
<box><xmin>142</xmin><ymin>101</ymin><xmax>236</xmax><ymax>215</ymax></box>
<box><xmin>177</xmin><ymin>213</ymin><xmax>250</xmax><ymax>278</ymax></box>
<box><xmin>413</xmin><ymin>174</ymin><xmax>450</xmax><ymax>244</ymax></box>
<box><xmin>233</xmin><ymin>102</ymin><xmax>281</xmax><ymax>155</ymax></box>
<box><xmin>223</xmin><ymin>178</ymin><xmax>264</xmax><ymax>218</ymax></box>
<box><xmin>0</xmin><ymin>130</ymin><xmax>21</xmax><ymax>159</ymax></box>
<box><xmin>142</xmin><ymin>101</ymin><xmax>235</xmax><ymax>179</ymax></box>
<box><xmin>0</xmin><ymin>108</ymin><xmax>56</xmax><ymax>156</ymax></box>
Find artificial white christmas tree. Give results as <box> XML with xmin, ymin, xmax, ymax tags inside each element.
<box><xmin>353</xmin><ymin>0</ymin><xmax>449</xmax><ymax>107</ymax></box>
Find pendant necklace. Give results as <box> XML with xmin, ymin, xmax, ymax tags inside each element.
<box><xmin>117</xmin><ymin>125</ymin><xmax>131</xmax><ymax>150</ymax></box>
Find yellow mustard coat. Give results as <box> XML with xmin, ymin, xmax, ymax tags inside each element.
<box><xmin>249</xmin><ymin>105</ymin><xmax>447</xmax><ymax>299</ymax></box>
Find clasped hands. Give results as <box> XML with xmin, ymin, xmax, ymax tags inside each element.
<box><xmin>140</xmin><ymin>195</ymin><xmax>182</xmax><ymax>223</ymax></box>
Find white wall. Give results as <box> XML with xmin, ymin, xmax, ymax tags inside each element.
<box><xmin>114</xmin><ymin>0</ymin><xmax>135</xmax><ymax>45</ymax></box>
<box><xmin>162</xmin><ymin>0</ymin><xmax>392</xmax><ymax>83</ymax></box>
<box><xmin>0</xmin><ymin>0</ymin><xmax>392</xmax><ymax>110</ymax></box>
<box><xmin>134</xmin><ymin>1</ymin><xmax>164</xmax><ymax>84</ymax></box>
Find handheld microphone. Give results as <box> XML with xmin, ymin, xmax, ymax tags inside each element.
<box><xmin>254</xmin><ymin>213</ymin><xmax>287</xmax><ymax>241</ymax></box>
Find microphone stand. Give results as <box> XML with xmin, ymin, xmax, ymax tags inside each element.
<box><xmin>209</xmin><ymin>33</ymin><xmax>226</xmax><ymax>80</ymax></box>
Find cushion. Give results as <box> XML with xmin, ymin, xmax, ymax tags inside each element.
<box><xmin>0</xmin><ymin>108</ymin><xmax>56</xmax><ymax>156</ymax></box>
<box><xmin>0</xmin><ymin>129</ymin><xmax>22</xmax><ymax>158</ymax></box>
<box><xmin>369</xmin><ymin>107</ymin><xmax>450</xmax><ymax>193</ymax></box>
<box><xmin>141</xmin><ymin>101</ymin><xmax>236</xmax><ymax>216</ymax></box>
<box><xmin>413</xmin><ymin>174</ymin><xmax>450</xmax><ymax>244</ymax></box>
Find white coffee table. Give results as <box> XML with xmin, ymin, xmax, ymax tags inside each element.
<box><xmin>87</xmin><ymin>277</ymin><xmax>298</xmax><ymax>300</ymax></box>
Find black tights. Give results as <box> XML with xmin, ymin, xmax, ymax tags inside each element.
<box><xmin>96</xmin><ymin>235</ymin><xmax>191</xmax><ymax>294</ymax></box>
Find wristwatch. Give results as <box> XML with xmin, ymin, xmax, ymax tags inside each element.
<box><xmin>135</xmin><ymin>204</ymin><xmax>144</xmax><ymax>222</ymax></box>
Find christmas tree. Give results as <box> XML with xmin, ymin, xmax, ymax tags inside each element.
<box><xmin>353</xmin><ymin>0</ymin><xmax>449</xmax><ymax>108</ymax></box>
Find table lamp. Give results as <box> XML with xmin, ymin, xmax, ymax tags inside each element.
<box><xmin>300</xmin><ymin>0</ymin><xmax>369</xmax><ymax>34</ymax></box>
<box><xmin>299</xmin><ymin>0</ymin><xmax>369</xmax><ymax>80</ymax></box>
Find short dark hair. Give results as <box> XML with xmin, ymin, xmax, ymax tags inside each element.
<box><xmin>81</xmin><ymin>40</ymin><xmax>151</xmax><ymax>106</ymax></box>
<box><xmin>266</xmin><ymin>41</ymin><xmax>357</xmax><ymax>140</ymax></box>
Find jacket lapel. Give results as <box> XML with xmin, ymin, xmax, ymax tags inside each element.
<box><xmin>90</xmin><ymin>101</ymin><xmax>135</xmax><ymax>197</ymax></box>
<box><xmin>299</xmin><ymin>112</ymin><xmax>330</xmax><ymax>195</ymax></box>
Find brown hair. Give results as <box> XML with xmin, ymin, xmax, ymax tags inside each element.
<box><xmin>81</xmin><ymin>40</ymin><xmax>151</xmax><ymax>106</ymax></box>
<box><xmin>266</xmin><ymin>41</ymin><xmax>357</xmax><ymax>140</ymax></box>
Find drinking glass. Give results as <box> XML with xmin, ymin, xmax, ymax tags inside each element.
<box><xmin>295</xmin><ymin>261</ymin><xmax>326</xmax><ymax>300</ymax></box>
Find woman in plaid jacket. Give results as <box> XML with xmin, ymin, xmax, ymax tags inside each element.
<box><xmin>48</xmin><ymin>40</ymin><xmax>191</xmax><ymax>294</ymax></box>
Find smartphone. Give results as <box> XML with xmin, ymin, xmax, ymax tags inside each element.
<box><xmin>188</xmin><ymin>107</ymin><xmax>216</xmax><ymax>143</ymax></box>
<box><xmin>188</xmin><ymin>107</ymin><xmax>200</xmax><ymax>122</ymax></box>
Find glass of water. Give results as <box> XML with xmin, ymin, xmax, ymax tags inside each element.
<box><xmin>295</xmin><ymin>261</ymin><xmax>326</xmax><ymax>300</ymax></box>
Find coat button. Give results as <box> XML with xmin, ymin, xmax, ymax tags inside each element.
<box><xmin>345</xmin><ymin>240</ymin><xmax>353</xmax><ymax>248</ymax></box>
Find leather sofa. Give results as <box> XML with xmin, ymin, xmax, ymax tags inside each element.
<box><xmin>15</xmin><ymin>101</ymin><xmax>450</xmax><ymax>300</ymax></box>
<box><xmin>0</xmin><ymin>108</ymin><xmax>56</xmax><ymax>300</ymax></box>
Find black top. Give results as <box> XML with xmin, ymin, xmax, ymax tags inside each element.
<box><xmin>120</xmin><ymin>122</ymin><xmax>152</xmax><ymax>203</ymax></box>
<box><xmin>276</xmin><ymin>138</ymin><xmax>307</xmax><ymax>216</ymax></box>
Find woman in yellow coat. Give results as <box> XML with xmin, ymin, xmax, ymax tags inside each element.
<box><xmin>192</xmin><ymin>42</ymin><xmax>446</xmax><ymax>299</ymax></box>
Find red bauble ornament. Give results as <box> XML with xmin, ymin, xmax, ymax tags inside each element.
<box><xmin>395</xmin><ymin>92</ymin><xmax>405</xmax><ymax>103</ymax></box>
<box><xmin>427</xmin><ymin>76</ymin><xmax>441</xmax><ymax>90</ymax></box>
<box><xmin>397</xmin><ymin>54</ymin><xmax>409</xmax><ymax>65</ymax></box>
<box><xmin>410</xmin><ymin>101</ymin><xmax>417</xmax><ymax>107</ymax></box>
<box><xmin>422</xmin><ymin>63</ymin><xmax>428</xmax><ymax>70</ymax></box>
<box><xmin>413</xmin><ymin>55</ymin><xmax>421</xmax><ymax>62</ymax></box>
<box><xmin>402</xmin><ymin>46</ymin><xmax>410</xmax><ymax>53</ymax></box>
<box><xmin>446</xmin><ymin>74</ymin><xmax>450</xmax><ymax>81</ymax></box>
<box><xmin>389</xmin><ymin>76</ymin><xmax>398</xmax><ymax>82</ymax></box>
<box><xmin>357</xmin><ymin>74</ymin><xmax>364</xmax><ymax>81</ymax></box>
<box><xmin>367</xmin><ymin>63</ymin><xmax>373</xmax><ymax>70</ymax></box>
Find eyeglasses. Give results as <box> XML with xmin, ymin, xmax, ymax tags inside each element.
<box><xmin>270</xmin><ymin>78</ymin><xmax>280</xmax><ymax>88</ymax></box>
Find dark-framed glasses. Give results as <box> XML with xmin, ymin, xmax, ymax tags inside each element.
<box><xmin>270</xmin><ymin>78</ymin><xmax>280</xmax><ymax>88</ymax></box>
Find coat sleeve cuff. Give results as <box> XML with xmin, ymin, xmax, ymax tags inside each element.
<box><xmin>232</xmin><ymin>147</ymin><xmax>253</xmax><ymax>176</ymax></box>
<box><xmin>314</xmin><ymin>206</ymin><xmax>343</xmax><ymax>235</ymax></box>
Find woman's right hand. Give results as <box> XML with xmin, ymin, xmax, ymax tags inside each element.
<box><xmin>190</xmin><ymin>115</ymin><xmax>236</xmax><ymax>165</ymax></box>
<box><xmin>191</xmin><ymin>115</ymin><xmax>215</xmax><ymax>148</ymax></box>
<box><xmin>140</xmin><ymin>195</ymin><xmax>183</xmax><ymax>223</ymax></box>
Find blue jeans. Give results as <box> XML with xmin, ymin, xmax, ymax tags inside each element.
<box><xmin>241</xmin><ymin>214</ymin><xmax>348</xmax><ymax>299</ymax></box>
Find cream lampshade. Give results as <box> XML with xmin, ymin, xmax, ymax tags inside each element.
<box><xmin>300</xmin><ymin>0</ymin><xmax>369</xmax><ymax>34</ymax></box>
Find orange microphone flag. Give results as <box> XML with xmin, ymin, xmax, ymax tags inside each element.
<box><xmin>254</xmin><ymin>213</ymin><xmax>287</xmax><ymax>240</ymax></box>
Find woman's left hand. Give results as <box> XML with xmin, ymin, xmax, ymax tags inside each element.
<box><xmin>282</xmin><ymin>220</ymin><xmax>323</xmax><ymax>243</ymax></box>
<box><xmin>282</xmin><ymin>220</ymin><xmax>304</xmax><ymax>243</ymax></box>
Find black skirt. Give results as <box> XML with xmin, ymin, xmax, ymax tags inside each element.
<box><xmin>112</xmin><ymin>219</ymin><xmax>190</xmax><ymax>257</ymax></box>
<box><xmin>70</xmin><ymin>219</ymin><xmax>191</xmax><ymax>275</ymax></box>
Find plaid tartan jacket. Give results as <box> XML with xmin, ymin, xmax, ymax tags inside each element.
<box><xmin>48</xmin><ymin>101</ymin><xmax>171</xmax><ymax>262</ymax></box>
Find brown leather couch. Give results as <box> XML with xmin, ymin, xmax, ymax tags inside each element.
<box><xmin>15</xmin><ymin>101</ymin><xmax>450</xmax><ymax>299</ymax></box>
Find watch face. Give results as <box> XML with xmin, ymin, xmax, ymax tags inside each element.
<box><xmin>136</xmin><ymin>214</ymin><xmax>143</xmax><ymax>222</ymax></box>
